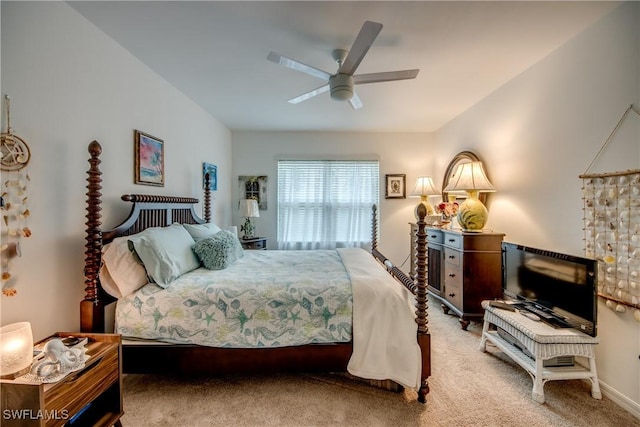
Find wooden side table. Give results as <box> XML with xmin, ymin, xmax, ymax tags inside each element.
<box><xmin>241</xmin><ymin>237</ymin><xmax>267</xmax><ymax>250</ymax></box>
<box><xmin>0</xmin><ymin>332</ymin><xmax>122</xmax><ymax>427</ymax></box>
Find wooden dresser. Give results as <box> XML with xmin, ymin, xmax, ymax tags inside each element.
<box><xmin>426</xmin><ymin>227</ymin><xmax>504</xmax><ymax>329</ymax></box>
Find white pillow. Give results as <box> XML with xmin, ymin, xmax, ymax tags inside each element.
<box><xmin>128</xmin><ymin>223</ymin><xmax>200</xmax><ymax>287</ymax></box>
<box><xmin>99</xmin><ymin>236</ymin><xmax>149</xmax><ymax>298</ymax></box>
<box><xmin>182</xmin><ymin>222</ymin><xmax>222</xmax><ymax>242</ymax></box>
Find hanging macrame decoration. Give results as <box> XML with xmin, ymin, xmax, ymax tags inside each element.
<box><xmin>1</xmin><ymin>95</ymin><xmax>32</xmax><ymax>297</ymax></box>
<box><xmin>580</xmin><ymin>104</ymin><xmax>640</xmax><ymax>322</ymax></box>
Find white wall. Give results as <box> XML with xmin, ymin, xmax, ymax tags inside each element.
<box><xmin>231</xmin><ymin>131</ymin><xmax>436</xmax><ymax>267</ymax></box>
<box><xmin>0</xmin><ymin>2</ymin><xmax>232</xmax><ymax>340</ymax></box>
<box><xmin>434</xmin><ymin>2</ymin><xmax>640</xmax><ymax>414</ymax></box>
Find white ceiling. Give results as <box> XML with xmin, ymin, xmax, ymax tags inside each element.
<box><xmin>68</xmin><ymin>1</ymin><xmax>620</xmax><ymax>132</ymax></box>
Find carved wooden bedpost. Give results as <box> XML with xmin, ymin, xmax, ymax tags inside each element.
<box><xmin>371</xmin><ymin>204</ymin><xmax>378</xmax><ymax>252</ymax></box>
<box><xmin>204</xmin><ymin>173</ymin><xmax>211</xmax><ymax>223</ymax></box>
<box><xmin>81</xmin><ymin>141</ymin><xmax>104</xmax><ymax>332</ymax></box>
<box><xmin>415</xmin><ymin>203</ymin><xmax>431</xmax><ymax>402</ymax></box>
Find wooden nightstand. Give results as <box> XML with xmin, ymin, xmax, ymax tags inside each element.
<box><xmin>240</xmin><ymin>237</ymin><xmax>267</xmax><ymax>250</ymax></box>
<box><xmin>0</xmin><ymin>332</ymin><xmax>122</xmax><ymax>427</ymax></box>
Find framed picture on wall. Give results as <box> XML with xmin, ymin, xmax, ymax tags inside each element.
<box><xmin>203</xmin><ymin>162</ymin><xmax>217</xmax><ymax>190</ymax></box>
<box><xmin>238</xmin><ymin>175</ymin><xmax>268</xmax><ymax>210</ymax></box>
<box><xmin>385</xmin><ymin>174</ymin><xmax>406</xmax><ymax>199</ymax></box>
<box><xmin>134</xmin><ymin>130</ymin><xmax>164</xmax><ymax>187</ymax></box>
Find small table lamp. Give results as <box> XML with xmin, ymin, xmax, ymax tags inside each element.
<box><xmin>443</xmin><ymin>161</ymin><xmax>495</xmax><ymax>231</ymax></box>
<box><xmin>410</xmin><ymin>177</ymin><xmax>439</xmax><ymax>219</ymax></box>
<box><xmin>0</xmin><ymin>321</ymin><xmax>33</xmax><ymax>378</ymax></box>
<box><xmin>239</xmin><ymin>199</ymin><xmax>260</xmax><ymax>239</ymax></box>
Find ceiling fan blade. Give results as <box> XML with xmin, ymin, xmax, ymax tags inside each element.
<box><xmin>354</xmin><ymin>69</ymin><xmax>420</xmax><ymax>85</ymax></box>
<box><xmin>349</xmin><ymin>92</ymin><xmax>363</xmax><ymax>110</ymax></box>
<box><xmin>267</xmin><ymin>52</ymin><xmax>332</xmax><ymax>81</ymax></box>
<box><xmin>338</xmin><ymin>21</ymin><xmax>383</xmax><ymax>75</ymax></box>
<box><xmin>288</xmin><ymin>84</ymin><xmax>330</xmax><ymax>104</ymax></box>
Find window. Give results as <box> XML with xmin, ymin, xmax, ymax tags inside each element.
<box><xmin>277</xmin><ymin>159</ymin><xmax>380</xmax><ymax>250</ymax></box>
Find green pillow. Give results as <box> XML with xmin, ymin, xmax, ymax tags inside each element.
<box><xmin>182</xmin><ymin>222</ymin><xmax>222</xmax><ymax>242</ymax></box>
<box><xmin>193</xmin><ymin>230</ymin><xmax>244</xmax><ymax>270</ymax></box>
<box><xmin>127</xmin><ymin>223</ymin><xmax>200</xmax><ymax>287</ymax></box>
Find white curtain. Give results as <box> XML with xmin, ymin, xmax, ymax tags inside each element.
<box><xmin>277</xmin><ymin>160</ymin><xmax>380</xmax><ymax>250</ymax></box>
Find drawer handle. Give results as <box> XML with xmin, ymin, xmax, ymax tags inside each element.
<box><xmin>64</xmin><ymin>356</ymin><xmax>104</xmax><ymax>383</ymax></box>
<box><xmin>448</xmin><ymin>255</ymin><xmax>455</xmax><ymax>259</ymax></box>
<box><xmin>448</xmin><ymin>239</ymin><xmax>456</xmax><ymax>243</ymax></box>
<box><xmin>448</xmin><ymin>293</ymin><xmax>456</xmax><ymax>298</ymax></box>
<box><xmin>448</xmin><ymin>273</ymin><xmax>456</xmax><ymax>277</ymax></box>
<box><xmin>429</xmin><ymin>235</ymin><xmax>437</xmax><ymax>239</ymax></box>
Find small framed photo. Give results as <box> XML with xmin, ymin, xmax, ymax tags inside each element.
<box><xmin>134</xmin><ymin>130</ymin><xmax>164</xmax><ymax>186</ymax></box>
<box><xmin>385</xmin><ymin>174</ymin><xmax>406</xmax><ymax>199</ymax></box>
<box><xmin>203</xmin><ymin>162</ymin><xmax>217</xmax><ymax>190</ymax></box>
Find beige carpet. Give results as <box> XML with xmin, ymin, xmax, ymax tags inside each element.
<box><xmin>121</xmin><ymin>297</ymin><xmax>640</xmax><ymax>426</ymax></box>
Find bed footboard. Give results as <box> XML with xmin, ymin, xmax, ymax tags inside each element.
<box><xmin>371</xmin><ymin>204</ymin><xmax>431</xmax><ymax>402</ymax></box>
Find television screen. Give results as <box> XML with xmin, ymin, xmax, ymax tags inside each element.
<box><xmin>502</xmin><ymin>242</ymin><xmax>597</xmax><ymax>336</ymax></box>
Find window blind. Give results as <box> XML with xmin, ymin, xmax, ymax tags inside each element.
<box><xmin>277</xmin><ymin>160</ymin><xmax>380</xmax><ymax>250</ymax></box>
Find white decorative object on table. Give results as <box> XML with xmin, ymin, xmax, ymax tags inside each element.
<box><xmin>23</xmin><ymin>338</ymin><xmax>89</xmax><ymax>383</ymax></box>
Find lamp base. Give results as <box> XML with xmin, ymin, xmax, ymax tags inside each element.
<box><xmin>457</xmin><ymin>195</ymin><xmax>488</xmax><ymax>232</ymax></box>
<box><xmin>0</xmin><ymin>365</ymin><xmax>30</xmax><ymax>379</ymax></box>
<box><xmin>241</xmin><ymin>217</ymin><xmax>255</xmax><ymax>239</ymax></box>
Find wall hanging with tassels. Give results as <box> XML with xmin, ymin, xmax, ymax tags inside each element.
<box><xmin>580</xmin><ymin>104</ymin><xmax>640</xmax><ymax>321</ymax></box>
<box><xmin>0</xmin><ymin>95</ymin><xmax>32</xmax><ymax>297</ymax></box>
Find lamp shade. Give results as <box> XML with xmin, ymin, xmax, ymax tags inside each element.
<box><xmin>239</xmin><ymin>199</ymin><xmax>260</xmax><ymax>218</ymax></box>
<box><xmin>444</xmin><ymin>161</ymin><xmax>495</xmax><ymax>192</ymax></box>
<box><xmin>410</xmin><ymin>177</ymin><xmax>440</xmax><ymax>198</ymax></box>
<box><xmin>0</xmin><ymin>322</ymin><xmax>33</xmax><ymax>377</ymax></box>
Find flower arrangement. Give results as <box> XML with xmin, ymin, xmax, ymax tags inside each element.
<box><xmin>436</xmin><ymin>201</ymin><xmax>459</xmax><ymax>219</ymax></box>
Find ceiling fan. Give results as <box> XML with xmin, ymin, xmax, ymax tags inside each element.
<box><xmin>267</xmin><ymin>21</ymin><xmax>419</xmax><ymax>109</ymax></box>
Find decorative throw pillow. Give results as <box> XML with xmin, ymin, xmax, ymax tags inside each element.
<box><xmin>128</xmin><ymin>223</ymin><xmax>200</xmax><ymax>287</ymax></box>
<box><xmin>99</xmin><ymin>236</ymin><xmax>149</xmax><ymax>298</ymax></box>
<box><xmin>193</xmin><ymin>230</ymin><xmax>244</xmax><ymax>270</ymax></box>
<box><xmin>182</xmin><ymin>222</ymin><xmax>222</xmax><ymax>242</ymax></box>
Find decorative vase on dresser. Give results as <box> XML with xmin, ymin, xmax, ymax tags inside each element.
<box><xmin>426</xmin><ymin>227</ymin><xmax>504</xmax><ymax>330</ymax></box>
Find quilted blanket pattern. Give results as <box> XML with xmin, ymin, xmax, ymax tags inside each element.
<box><xmin>115</xmin><ymin>250</ymin><xmax>353</xmax><ymax>348</ymax></box>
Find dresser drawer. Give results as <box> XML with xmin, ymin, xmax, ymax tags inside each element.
<box><xmin>443</xmin><ymin>232</ymin><xmax>462</xmax><ymax>249</ymax></box>
<box><xmin>444</xmin><ymin>247</ymin><xmax>461</xmax><ymax>267</ymax></box>
<box><xmin>444</xmin><ymin>277</ymin><xmax>463</xmax><ymax>311</ymax></box>
<box><xmin>45</xmin><ymin>344</ymin><xmax>119</xmax><ymax>424</ymax></box>
<box><xmin>241</xmin><ymin>238</ymin><xmax>267</xmax><ymax>250</ymax></box>
<box><xmin>427</xmin><ymin>229</ymin><xmax>443</xmax><ymax>244</ymax></box>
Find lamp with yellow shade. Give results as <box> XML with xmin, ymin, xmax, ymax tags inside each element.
<box><xmin>443</xmin><ymin>161</ymin><xmax>495</xmax><ymax>232</ymax></box>
<box><xmin>410</xmin><ymin>177</ymin><xmax>440</xmax><ymax>220</ymax></box>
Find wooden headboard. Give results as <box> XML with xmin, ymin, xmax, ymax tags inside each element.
<box><xmin>102</xmin><ymin>195</ymin><xmax>206</xmax><ymax>243</ymax></box>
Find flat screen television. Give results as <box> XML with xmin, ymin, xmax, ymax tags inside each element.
<box><xmin>502</xmin><ymin>242</ymin><xmax>597</xmax><ymax>337</ymax></box>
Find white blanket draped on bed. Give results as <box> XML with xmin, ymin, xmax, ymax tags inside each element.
<box><xmin>337</xmin><ymin>248</ymin><xmax>422</xmax><ymax>391</ymax></box>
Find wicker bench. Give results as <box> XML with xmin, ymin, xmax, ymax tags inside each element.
<box><xmin>478</xmin><ymin>300</ymin><xmax>601</xmax><ymax>403</ymax></box>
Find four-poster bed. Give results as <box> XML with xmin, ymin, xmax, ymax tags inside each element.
<box><xmin>81</xmin><ymin>141</ymin><xmax>431</xmax><ymax>403</ymax></box>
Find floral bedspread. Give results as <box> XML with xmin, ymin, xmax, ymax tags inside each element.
<box><xmin>115</xmin><ymin>250</ymin><xmax>353</xmax><ymax>348</ymax></box>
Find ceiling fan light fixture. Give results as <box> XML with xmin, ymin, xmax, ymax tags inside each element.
<box><xmin>329</xmin><ymin>74</ymin><xmax>354</xmax><ymax>101</ymax></box>
<box><xmin>268</xmin><ymin>21</ymin><xmax>418</xmax><ymax>108</ymax></box>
